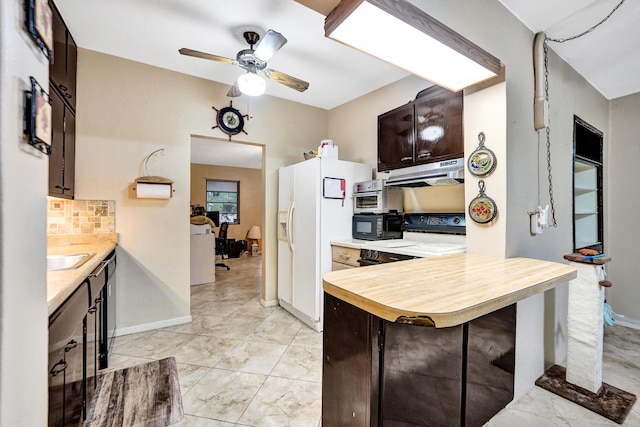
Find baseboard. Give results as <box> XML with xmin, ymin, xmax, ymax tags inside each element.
<box><xmin>278</xmin><ymin>299</ymin><xmax>323</xmax><ymax>332</ymax></box>
<box><xmin>115</xmin><ymin>315</ymin><xmax>192</xmax><ymax>337</ymax></box>
<box><xmin>614</xmin><ymin>318</ymin><xmax>640</xmax><ymax>330</ymax></box>
<box><xmin>261</xmin><ymin>298</ymin><xmax>278</xmax><ymax>308</ymax></box>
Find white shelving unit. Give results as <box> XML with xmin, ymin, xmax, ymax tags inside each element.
<box><xmin>574</xmin><ymin>159</ymin><xmax>600</xmax><ymax>249</ymax></box>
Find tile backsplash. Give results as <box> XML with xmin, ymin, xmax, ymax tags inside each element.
<box><xmin>47</xmin><ymin>198</ymin><xmax>115</xmax><ymax>235</ymax></box>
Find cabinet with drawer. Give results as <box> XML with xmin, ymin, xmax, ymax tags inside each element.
<box><xmin>331</xmin><ymin>243</ymin><xmax>362</xmax><ymax>271</ymax></box>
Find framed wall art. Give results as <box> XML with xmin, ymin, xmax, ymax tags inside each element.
<box><xmin>24</xmin><ymin>77</ymin><xmax>53</xmax><ymax>155</ymax></box>
<box><xmin>25</xmin><ymin>0</ymin><xmax>54</xmax><ymax>62</ymax></box>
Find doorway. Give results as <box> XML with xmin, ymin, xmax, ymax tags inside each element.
<box><xmin>572</xmin><ymin>116</ymin><xmax>603</xmax><ymax>253</ymax></box>
<box><xmin>190</xmin><ymin>135</ymin><xmax>266</xmax><ymax>295</ymax></box>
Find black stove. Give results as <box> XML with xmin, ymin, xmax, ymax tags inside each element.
<box><xmin>357</xmin><ymin>214</ymin><xmax>466</xmax><ymax>266</ymax></box>
<box><xmin>357</xmin><ymin>249</ymin><xmax>417</xmax><ymax>266</ymax></box>
<box><xmin>403</xmin><ymin>213</ymin><xmax>466</xmax><ymax>234</ymax></box>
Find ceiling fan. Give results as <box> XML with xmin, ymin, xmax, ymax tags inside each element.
<box><xmin>179</xmin><ymin>29</ymin><xmax>309</xmax><ymax>97</ymax></box>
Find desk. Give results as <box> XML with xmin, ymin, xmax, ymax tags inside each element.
<box><xmin>190</xmin><ymin>234</ymin><xmax>215</xmax><ymax>285</ymax></box>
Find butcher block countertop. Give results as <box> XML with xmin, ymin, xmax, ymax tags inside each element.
<box><xmin>47</xmin><ymin>233</ymin><xmax>118</xmax><ymax>316</ymax></box>
<box><xmin>323</xmin><ymin>253</ymin><xmax>577</xmax><ymax>328</ymax></box>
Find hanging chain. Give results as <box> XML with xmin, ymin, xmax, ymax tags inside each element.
<box><xmin>546</xmin><ymin>0</ymin><xmax>626</xmax><ymax>44</ymax></box>
<box><xmin>542</xmin><ymin>40</ymin><xmax>557</xmax><ymax>227</ymax></box>
<box><xmin>539</xmin><ymin>0</ymin><xmax>626</xmax><ymax>228</ymax></box>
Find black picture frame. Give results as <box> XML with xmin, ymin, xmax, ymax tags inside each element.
<box><xmin>25</xmin><ymin>0</ymin><xmax>54</xmax><ymax>62</ymax></box>
<box><xmin>24</xmin><ymin>77</ymin><xmax>53</xmax><ymax>155</ymax></box>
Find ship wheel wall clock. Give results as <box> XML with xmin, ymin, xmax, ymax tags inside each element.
<box><xmin>212</xmin><ymin>101</ymin><xmax>248</xmax><ymax>140</ymax></box>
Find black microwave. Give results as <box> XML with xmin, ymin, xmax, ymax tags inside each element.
<box><xmin>352</xmin><ymin>214</ymin><xmax>403</xmax><ymax>241</ymax></box>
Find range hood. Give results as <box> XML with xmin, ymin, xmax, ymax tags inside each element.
<box><xmin>385</xmin><ymin>158</ymin><xmax>465</xmax><ymax>187</ymax></box>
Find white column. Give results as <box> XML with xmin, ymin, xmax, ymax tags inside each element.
<box><xmin>565</xmin><ymin>261</ymin><xmax>605</xmax><ymax>393</ymax></box>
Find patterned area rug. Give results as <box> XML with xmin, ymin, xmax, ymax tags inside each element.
<box><xmin>85</xmin><ymin>357</ymin><xmax>184</xmax><ymax>426</ymax></box>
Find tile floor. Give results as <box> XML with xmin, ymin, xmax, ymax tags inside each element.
<box><xmin>105</xmin><ymin>255</ymin><xmax>640</xmax><ymax>426</ymax></box>
<box><xmin>106</xmin><ymin>255</ymin><xmax>323</xmax><ymax>427</ymax></box>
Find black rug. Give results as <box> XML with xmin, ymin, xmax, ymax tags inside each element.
<box><xmin>536</xmin><ymin>364</ymin><xmax>636</xmax><ymax>424</ymax></box>
<box><xmin>85</xmin><ymin>357</ymin><xmax>184</xmax><ymax>426</ymax></box>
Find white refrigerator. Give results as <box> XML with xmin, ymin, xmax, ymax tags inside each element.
<box><xmin>277</xmin><ymin>157</ymin><xmax>371</xmax><ymax>331</ymax></box>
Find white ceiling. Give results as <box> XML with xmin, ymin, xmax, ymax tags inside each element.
<box><xmin>54</xmin><ymin>0</ymin><xmax>408</xmax><ymax>111</ymax></box>
<box><xmin>55</xmin><ymin>0</ymin><xmax>639</xmax><ymax>167</ymax></box>
<box><xmin>498</xmin><ymin>0</ymin><xmax>640</xmax><ymax>100</ymax></box>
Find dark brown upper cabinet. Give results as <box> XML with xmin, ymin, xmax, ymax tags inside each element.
<box><xmin>378</xmin><ymin>86</ymin><xmax>463</xmax><ymax>172</ymax></box>
<box><xmin>49</xmin><ymin>1</ymin><xmax>77</xmax><ymax>199</ymax></box>
<box><xmin>50</xmin><ymin>2</ymin><xmax>77</xmax><ymax>112</ymax></box>
<box><xmin>49</xmin><ymin>90</ymin><xmax>75</xmax><ymax>199</ymax></box>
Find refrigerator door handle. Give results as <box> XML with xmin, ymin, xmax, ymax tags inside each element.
<box><xmin>287</xmin><ymin>202</ymin><xmax>295</xmax><ymax>252</ymax></box>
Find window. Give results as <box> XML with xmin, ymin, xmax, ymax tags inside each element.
<box><xmin>206</xmin><ymin>180</ymin><xmax>239</xmax><ymax>224</ymax></box>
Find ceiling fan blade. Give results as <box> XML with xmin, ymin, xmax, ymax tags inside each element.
<box><xmin>178</xmin><ymin>48</ymin><xmax>235</xmax><ymax>64</ymax></box>
<box><xmin>263</xmin><ymin>69</ymin><xmax>309</xmax><ymax>92</ymax></box>
<box><xmin>227</xmin><ymin>80</ymin><xmax>242</xmax><ymax>97</ymax></box>
<box><xmin>253</xmin><ymin>30</ymin><xmax>287</xmax><ymax>61</ymax></box>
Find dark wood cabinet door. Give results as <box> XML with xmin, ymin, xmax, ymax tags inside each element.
<box><xmin>49</xmin><ymin>4</ymin><xmax>66</xmax><ymax>92</ymax></box>
<box><xmin>414</xmin><ymin>86</ymin><xmax>463</xmax><ymax>164</ymax></box>
<box><xmin>63</xmin><ymin>108</ymin><xmax>76</xmax><ymax>198</ymax></box>
<box><xmin>378</xmin><ymin>103</ymin><xmax>415</xmax><ymax>171</ymax></box>
<box><xmin>48</xmin><ymin>90</ymin><xmax>75</xmax><ymax>199</ymax></box>
<box><xmin>49</xmin><ymin>2</ymin><xmax>77</xmax><ymax>111</ymax></box>
<box><xmin>465</xmin><ymin>304</ymin><xmax>516</xmax><ymax>427</ymax></box>
<box><xmin>381</xmin><ymin>322</ymin><xmax>464</xmax><ymax>426</ymax></box>
<box><xmin>49</xmin><ymin>90</ymin><xmax>65</xmax><ymax>196</ymax></box>
<box><xmin>63</xmin><ymin>33</ymin><xmax>77</xmax><ymax>111</ymax></box>
<box><xmin>322</xmin><ymin>293</ymin><xmax>380</xmax><ymax>427</ymax></box>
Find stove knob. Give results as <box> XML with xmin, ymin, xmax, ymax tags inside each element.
<box><xmin>366</xmin><ymin>250</ymin><xmax>373</xmax><ymax>258</ymax></box>
<box><xmin>453</xmin><ymin>216</ymin><xmax>461</xmax><ymax>224</ymax></box>
<box><xmin>372</xmin><ymin>250</ymin><xmax>379</xmax><ymax>259</ymax></box>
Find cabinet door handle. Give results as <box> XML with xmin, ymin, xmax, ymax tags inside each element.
<box><xmin>64</xmin><ymin>339</ymin><xmax>78</xmax><ymax>352</ymax></box>
<box><xmin>94</xmin><ymin>297</ymin><xmax>103</xmax><ymax>304</ymax></box>
<box><xmin>50</xmin><ymin>359</ymin><xmax>67</xmax><ymax>377</ymax></box>
<box><xmin>339</xmin><ymin>253</ymin><xmax>350</xmax><ymax>261</ymax></box>
<box><xmin>62</xmin><ymin>187</ymin><xmax>71</xmax><ymax>192</ymax></box>
<box><xmin>58</xmin><ymin>84</ymin><xmax>68</xmax><ymax>92</ymax></box>
<box><xmin>400</xmin><ymin>156</ymin><xmax>412</xmax><ymax>162</ymax></box>
<box><xmin>417</xmin><ymin>153</ymin><xmax>432</xmax><ymax>159</ymax></box>
<box><xmin>88</xmin><ymin>306</ymin><xmax>97</xmax><ymax>314</ymax></box>
<box><xmin>65</xmin><ymin>93</ymin><xmax>72</xmax><ymax>99</ymax></box>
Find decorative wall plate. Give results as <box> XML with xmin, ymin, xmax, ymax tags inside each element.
<box><xmin>467</xmin><ymin>132</ymin><xmax>497</xmax><ymax>177</ymax></box>
<box><xmin>468</xmin><ymin>180</ymin><xmax>498</xmax><ymax>224</ymax></box>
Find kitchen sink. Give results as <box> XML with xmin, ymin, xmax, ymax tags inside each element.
<box><xmin>47</xmin><ymin>253</ymin><xmax>96</xmax><ymax>271</ymax></box>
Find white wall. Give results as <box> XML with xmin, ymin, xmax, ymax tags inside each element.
<box><xmin>75</xmin><ymin>49</ymin><xmax>329</xmax><ymax>330</ymax></box>
<box><xmin>608</xmin><ymin>92</ymin><xmax>640</xmax><ymax>322</ymax></box>
<box><xmin>0</xmin><ymin>1</ymin><xmax>50</xmax><ymax>425</ymax></box>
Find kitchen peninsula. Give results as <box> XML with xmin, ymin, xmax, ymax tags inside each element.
<box><xmin>322</xmin><ymin>253</ymin><xmax>576</xmax><ymax>427</ymax></box>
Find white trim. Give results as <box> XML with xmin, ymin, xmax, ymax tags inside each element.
<box><xmin>261</xmin><ymin>298</ymin><xmax>278</xmax><ymax>308</ymax></box>
<box><xmin>115</xmin><ymin>315</ymin><xmax>192</xmax><ymax>336</ymax></box>
<box><xmin>278</xmin><ymin>299</ymin><xmax>322</xmax><ymax>332</ymax></box>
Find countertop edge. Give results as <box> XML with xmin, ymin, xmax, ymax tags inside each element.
<box><xmin>322</xmin><ymin>254</ymin><xmax>577</xmax><ymax>327</ymax></box>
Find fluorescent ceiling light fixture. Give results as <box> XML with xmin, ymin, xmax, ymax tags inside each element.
<box><xmin>237</xmin><ymin>72</ymin><xmax>266</xmax><ymax>96</ymax></box>
<box><xmin>325</xmin><ymin>0</ymin><xmax>501</xmax><ymax>92</ymax></box>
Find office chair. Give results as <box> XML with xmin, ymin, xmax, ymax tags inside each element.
<box><xmin>215</xmin><ymin>222</ymin><xmax>231</xmax><ymax>270</ymax></box>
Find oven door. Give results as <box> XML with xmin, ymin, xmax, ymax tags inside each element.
<box><xmin>357</xmin><ymin>258</ymin><xmax>384</xmax><ymax>267</ymax></box>
<box><xmin>353</xmin><ymin>191</ymin><xmax>384</xmax><ymax>214</ymax></box>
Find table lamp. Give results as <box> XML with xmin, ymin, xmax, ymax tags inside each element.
<box><xmin>247</xmin><ymin>225</ymin><xmax>261</xmax><ymax>256</ymax></box>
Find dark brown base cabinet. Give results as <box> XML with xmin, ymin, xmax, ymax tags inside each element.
<box><xmin>48</xmin><ymin>282</ymin><xmax>89</xmax><ymax>427</ymax></box>
<box><xmin>48</xmin><ymin>250</ymin><xmax>116</xmax><ymax>427</ymax></box>
<box><xmin>322</xmin><ymin>293</ymin><xmax>516</xmax><ymax>427</ymax></box>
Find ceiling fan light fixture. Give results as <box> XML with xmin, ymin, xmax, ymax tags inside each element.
<box><xmin>325</xmin><ymin>0</ymin><xmax>501</xmax><ymax>91</ymax></box>
<box><xmin>238</xmin><ymin>72</ymin><xmax>266</xmax><ymax>96</ymax></box>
